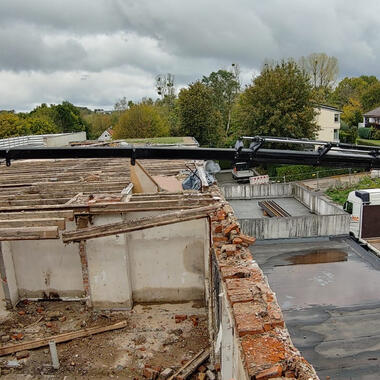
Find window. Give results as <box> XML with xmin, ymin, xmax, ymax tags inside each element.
<box><xmin>343</xmin><ymin>201</ymin><xmax>353</xmax><ymax>214</ymax></box>
<box><xmin>334</xmin><ymin>129</ymin><xmax>339</xmax><ymax>141</ymax></box>
<box><xmin>334</xmin><ymin>113</ymin><xmax>340</xmax><ymax>122</ymax></box>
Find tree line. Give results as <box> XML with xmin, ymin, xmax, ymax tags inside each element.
<box><xmin>2</xmin><ymin>52</ymin><xmax>380</xmax><ymax>145</ymax></box>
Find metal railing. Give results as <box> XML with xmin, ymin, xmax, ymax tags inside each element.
<box><xmin>0</xmin><ymin>135</ymin><xmax>45</xmax><ymax>149</ymax></box>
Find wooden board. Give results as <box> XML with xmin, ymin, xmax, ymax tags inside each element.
<box><xmin>0</xmin><ymin>320</ymin><xmax>127</xmax><ymax>356</ymax></box>
<box><xmin>0</xmin><ymin>218</ymin><xmax>65</xmax><ymax>230</ymax></box>
<box><xmin>0</xmin><ymin>226</ymin><xmax>59</xmax><ymax>241</ymax></box>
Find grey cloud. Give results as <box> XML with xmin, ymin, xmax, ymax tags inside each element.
<box><xmin>1</xmin><ymin>0</ymin><xmax>380</xmax><ymax>110</ymax></box>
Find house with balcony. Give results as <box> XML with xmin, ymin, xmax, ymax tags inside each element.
<box><xmin>363</xmin><ymin>106</ymin><xmax>380</xmax><ymax>128</ymax></box>
<box><xmin>315</xmin><ymin>104</ymin><xmax>342</xmax><ymax>142</ymax></box>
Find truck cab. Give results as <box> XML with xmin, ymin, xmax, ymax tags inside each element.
<box><xmin>344</xmin><ymin>189</ymin><xmax>380</xmax><ymax>238</ymax></box>
<box><xmin>232</xmin><ymin>162</ymin><xmax>254</xmax><ymax>182</ymax></box>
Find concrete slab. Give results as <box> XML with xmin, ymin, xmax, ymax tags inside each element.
<box><xmin>228</xmin><ymin>197</ymin><xmax>311</xmax><ymax>219</ymax></box>
<box><xmin>251</xmin><ymin>237</ymin><xmax>380</xmax><ymax>379</ymax></box>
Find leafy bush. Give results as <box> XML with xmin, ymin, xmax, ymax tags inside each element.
<box><xmin>326</xmin><ymin>176</ymin><xmax>380</xmax><ymax>205</ymax></box>
<box><xmin>371</xmin><ymin>128</ymin><xmax>380</xmax><ymax>140</ymax></box>
<box><xmin>358</xmin><ymin>127</ymin><xmax>372</xmax><ymax>139</ymax></box>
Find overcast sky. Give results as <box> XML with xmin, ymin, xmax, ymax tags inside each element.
<box><xmin>1</xmin><ymin>0</ymin><xmax>380</xmax><ymax>111</ymax></box>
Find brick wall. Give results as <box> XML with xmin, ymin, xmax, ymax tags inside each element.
<box><xmin>210</xmin><ymin>196</ymin><xmax>319</xmax><ymax>380</ymax></box>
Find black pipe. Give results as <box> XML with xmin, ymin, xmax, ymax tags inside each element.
<box><xmin>1</xmin><ymin>146</ymin><xmax>379</xmax><ymax>169</ymax></box>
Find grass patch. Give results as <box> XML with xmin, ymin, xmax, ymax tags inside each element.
<box><xmin>356</xmin><ymin>138</ymin><xmax>380</xmax><ymax>147</ymax></box>
<box><xmin>325</xmin><ymin>176</ymin><xmax>380</xmax><ymax>205</ymax></box>
<box><xmin>124</xmin><ymin>137</ymin><xmax>187</xmax><ymax>144</ymax></box>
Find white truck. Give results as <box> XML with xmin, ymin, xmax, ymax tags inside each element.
<box><xmin>344</xmin><ymin>189</ymin><xmax>380</xmax><ymax>255</ymax></box>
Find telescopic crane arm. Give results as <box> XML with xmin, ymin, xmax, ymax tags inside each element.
<box><xmin>1</xmin><ymin>136</ymin><xmax>380</xmax><ymax>169</ymax></box>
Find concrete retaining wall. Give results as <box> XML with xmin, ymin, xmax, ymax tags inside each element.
<box><xmin>221</xmin><ymin>183</ymin><xmax>292</xmax><ymax>199</ymax></box>
<box><xmin>293</xmin><ymin>183</ymin><xmax>346</xmax><ymax>215</ymax></box>
<box><xmin>239</xmin><ymin>214</ymin><xmax>349</xmax><ymax>240</ymax></box>
<box><xmin>222</xmin><ymin>182</ymin><xmax>350</xmax><ymax>240</ymax></box>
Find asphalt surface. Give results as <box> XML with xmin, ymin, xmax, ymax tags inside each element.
<box><xmin>250</xmin><ymin>237</ymin><xmax>380</xmax><ymax>379</ymax></box>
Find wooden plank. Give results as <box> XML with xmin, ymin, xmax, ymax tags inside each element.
<box><xmin>63</xmin><ymin>204</ymin><xmax>219</xmax><ymax>243</ymax></box>
<box><xmin>0</xmin><ymin>226</ymin><xmax>59</xmax><ymax>241</ymax></box>
<box><xmin>0</xmin><ymin>210</ymin><xmax>74</xmax><ymax>221</ymax></box>
<box><xmin>0</xmin><ymin>218</ymin><xmax>66</xmax><ymax>230</ymax></box>
<box><xmin>168</xmin><ymin>348</ymin><xmax>209</xmax><ymax>380</ymax></box>
<box><xmin>0</xmin><ymin>320</ymin><xmax>127</xmax><ymax>356</ymax></box>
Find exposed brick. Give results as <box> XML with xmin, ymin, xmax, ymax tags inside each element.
<box><xmin>221</xmin><ymin>244</ymin><xmax>236</xmax><ymax>253</ymax></box>
<box><xmin>239</xmin><ymin>234</ymin><xmax>256</xmax><ymax>245</ymax></box>
<box><xmin>220</xmin><ymin>266</ymin><xmax>250</xmax><ymax>279</ymax></box>
<box><xmin>226</xmin><ymin>278</ymin><xmax>254</xmax><ymax>290</ymax></box>
<box><xmin>235</xmin><ymin>312</ymin><xmax>264</xmax><ymax>336</ymax></box>
<box><xmin>213</xmin><ymin>236</ymin><xmax>228</xmax><ymax>242</ymax></box>
<box><xmin>216</xmin><ymin>210</ymin><xmax>226</xmax><ymax>220</ymax></box>
<box><xmin>241</xmin><ymin>335</ymin><xmax>286</xmax><ymax>376</ymax></box>
<box><xmin>227</xmin><ymin>288</ymin><xmax>254</xmax><ymax>304</ymax></box>
<box><xmin>214</xmin><ymin>224</ymin><xmax>223</xmax><ymax>233</ymax></box>
<box><xmin>255</xmin><ymin>364</ymin><xmax>283</xmax><ymax>379</ymax></box>
<box><xmin>143</xmin><ymin>367</ymin><xmax>159</xmax><ymax>379</ymax></box>
<box><xmin>232</xmin><ymin>237</ymin><xmax>243</xmax><ymax>244</ymax></box>
<box><xmin>284</xmin><ymin>370</ymin><xmax>296</xmax><ymax>378</ymax></box>
<box><xmin>174</xmin><ymin>314</ymin><xmax>187</xmax><ymax>323</ymax></box>
<box><xmin>223</xmin><ymin>223</ymin><xmax>239</xmax><ymax>236</ymax></box>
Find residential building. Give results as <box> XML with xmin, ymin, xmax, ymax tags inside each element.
<box><xmin>98</xmin><ymin>126</ymin><xmax>113</xmax><ymax>141</ymax></box>
<box><xmin>315</xmin><ymin>104</ymin><xmax>341</xmax><ymax>142</ymax></box>
<box><xmin>363</xmin><ymin>106</ymin><xmax>380</xmax><ymax>128</ymax></box>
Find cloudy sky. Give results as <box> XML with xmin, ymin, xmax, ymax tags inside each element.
<box><xmin>1</xmin><ymin>0</ymin><xmax>380</xmax><ymax>111</ymax></box>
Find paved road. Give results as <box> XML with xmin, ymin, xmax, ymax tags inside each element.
<box><xmin>250</xmin><ymin>237</ymin><xmax>380</xmax><ymax>379</ymax></box>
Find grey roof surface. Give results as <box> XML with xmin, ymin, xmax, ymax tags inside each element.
<box><xmin>250</xmin><ymin>237</ymin><xmax>380</xmax><ymax>379</ymax></box>
<box><xmin>363</xmin><ymin>106</ymin><xmax>380</xmax><ymax>117</ymax></box>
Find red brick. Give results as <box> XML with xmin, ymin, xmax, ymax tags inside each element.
<box><xmin>223</xmin><ymin>223</ymin><xmax>239</xmax><ymax>236</ymax></box>
<box><xmin>248</xmin><ymin>267</ymin><xmax>265</xmax><ymax>283</ymax></box>
<box><xmin>174</xmin><ymin>314</ymin><xmax>187</xmax><ymax>323</ymax></box>
<box><xmin>235</xmin><ymin>313</ymin><xmax>264</xmax><ymax>336</ymax></box>
<box><xmin>214</xmin><ymin>224</ymin><xmax>223</xmax><ymax>233</ymax></box>
<box><xmin>241</xmin><ymin>335</ymin><xmax>286</xmax><ymax>376</ymax></box>
<box><xmin>239</xmin><ymin>234</ymin><xmax>256</xmax><ymax>245</ymax></box>
<box><xmin>226</xmin><ymin>278</ymin><xmax>254</xmax><ymax>290</ymax></box>
<box><xmin>143</xmin><ymin>367</ymin><xmax>159</xmax><ymax>379</ymax></box>
<box><xmin>216</xmin><ymin>210</ymin><xmax>226</xmax><ymax>220</ymax></box>
<box><xmin>255</xmin><ymin>364</ymin><xmax>283</xmax><ymax>379</ymax></box>
<box><xmin>220</xmin><ymin>266</ymin><xmax>250</xmax><ymax>279</ymax></box>
<box><xmin>284</xmin><ymin>370</ymin><xmax>296</xmax><ymax>378</ymax></box>
<box><xmin>232</xmin><ymin>237</ymin><xmax>243</xmax><ymax>244</ymax></box>
<box><xmin>213</xmin><ymin>236</ymin><xmax>228</xmax><ymax>242</ymax></box>
<box><xmin>227</xmin><ymin>288</ymin><xmax>254</xmax><ymax>304</ymax></box>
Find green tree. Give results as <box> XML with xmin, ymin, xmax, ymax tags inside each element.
<box><xmin>113</xmin><ymin>103</ymin><xmax>170</xmax><ymax>139</ymax></box>
<box><xmin>341</xmin><ymin>97</ymin><xmax>363</xmax><ymax>127</ymax></box>
<box><xmin>0</xmin><ymin>113</ymin><xmax>29</xmax><ymax>138</ymax></box>
<box><xmin>361</xmin><ymin>82</ymin><xmax>380</xmax><ymax>111</ymax></box>
<box><xmin>53</xmin><ymin>101</ymin><xmax>87</xmax><ymax>133</ymax></box>
<box><xmin>83</xmin><ymin>113</ymin><xmax>112</xmax><ymax>139</ymax></box>
<box><xmin>26</xmin><ymin>116</ymin><xmax>59</xmax><ymax>135</ymax></box>
<box><xmin>202</xmin><ymin>69</ymin><xmax>240</xmax><ymax>136</ymax></box>
<box><xmin>237</xmin><ymin>60</ymin><xmax>318</xmax><ymax>139</ymax></box>
<box><xmin>178</xmin><ymin>81</ymin><xmax>223</xmax><ymax>146</ymax></box>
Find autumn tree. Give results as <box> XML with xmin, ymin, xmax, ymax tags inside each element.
<box><xmin>237</xmin><ymin>60</ymin><xmax>318</xmax><ymax>139</ymax></box>
<box><xmin>361</xmin><ymin>81</ymin><xmax>380</xmax><ymax>112</ymax></box>
<box><xmin>299</xmin><ymin>53</ymin><xmax>338</xmax><ymax>91</ymax></box>
<box><xmin>178</xmin><ymin>81</ymin><xmax>223</xmax><ymax>147</ymax></box>
<box><xmin>112</xmin><ymin>103</ymin><xmax>170</xmax><ymax>139</ymax></box>
<box><xmin>0</xmin><ymin>113</ymin><xmax>29</xmax><ymax>138</ymax></box>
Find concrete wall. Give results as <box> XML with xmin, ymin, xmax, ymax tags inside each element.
<box><xmin>293</xmin><ymin>183</ymin><xmax>346</xmax><ymax>215</ymax></box>
<box><xmin>9</xmin><ymin>238</ymin><xmax>84</xmax><ymax>299</ymax></box>
<box><xmin>0</xmin><ymin>241</ymin><xmax>18</xmax><ymax>307</ymax></box>
<box><xmin>86</xmin><ymin>214</ymin><xmax>132</xmax><ymax>309</ymax></box>
<box><xmin>221</xmin><ymin>183</ymin><xmax>292</xmax><ymax>200</ymax></box>
<box><xmin>239</xmin><ymin>214</ymin><xmax>349</xmax><ymax>240</ymax></box>
<box><xmin>223</xmin><ymin>182</ymin><xmax>350</xmax><ymax>240</ymax></box>
<box><xmin>127</xmin><ymin>218</ymin><xmax>209</xmax><ymax>302</ymax></box>
<box><xmin>44</xmin><ymin>132</ymin><xmax>86</xmax><ymax>147</ymax></box>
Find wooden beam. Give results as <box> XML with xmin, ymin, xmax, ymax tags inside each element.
<box><xmin>63</xmin><ymin>204</ymin><xmax>220</xmax><ymax>243</ymax></box>
<box><xmin>0</xmin><ymin>218</ymin><xmax>66</xmax><ymax>230</ymax></box>
<box><xmin>0</xmin><ymin>210</ymin><xmax>74</xmax><ymax>221</ymax></box>
<box><xmin>0</xmin><ymin>226</ymin><xmax>59</xmax><ymax>241</ymax></box>
<box><xmin>0</xmin><ymin>320</ymin><xmax>127</xmax><ymax>356</ymax></box>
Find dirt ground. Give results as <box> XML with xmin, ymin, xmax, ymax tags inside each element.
<box><xmin>0</xmin><ymin>300</ymin><xmax>209</xmax><ymax>379</ymax></box>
